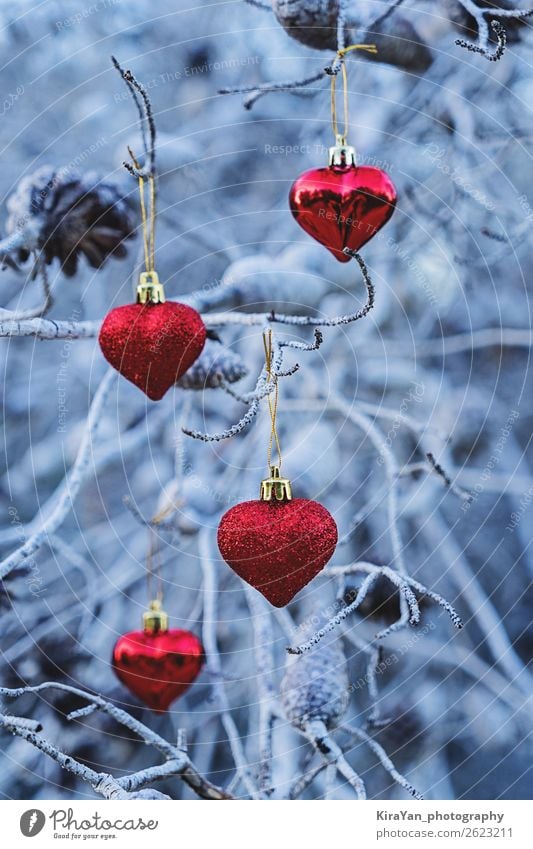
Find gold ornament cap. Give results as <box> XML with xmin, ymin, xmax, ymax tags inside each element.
<box><xmin>329</xmin><ymin>134</ymin><xmax>356</xmax><ymax>167</ymax></box>
<box><xmin>143</xmin><ymin>599</ymin><xmax>169</xmax><ymax>634</ymax></box>
<box><xmin>260</xmin><ymin>464</ymin><xmax>292</xmax><ymax>502</ymax></box>
<box><xmin>136</xmin><ymin>270</ymin><xmax>166</xmax><ymax>305</ymax></box>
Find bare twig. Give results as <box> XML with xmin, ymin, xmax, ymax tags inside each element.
<box><xmin>0</xmin><ymin>370</ymin><xmax>116</xmax><ymax>580</ymax></box>
<box><xmin>455</xmin><ymin>19</ymin><xmax>507</xmax><ymax>61</ymax></box>
<box><xmin>339</xmin><ymin>723</ymin><xmax>423</xmax><ymax>799</ymax></box>
<box><xmin>288</xmin><ymin>563</ymin><xmax>462</xmax><ymax>654</ymax></box>
<box><xmin>301</xmin><ymin>719</ymin><xmax>366</xmax><ymax>799</ymax></box>
<box><xmin>0</xmin><ymin>682</ymin><xmax>233</xmax><ymax>800</ymax></box>
<box><xmin>112</xmin><ymin>56</ymin><xmax>156</xmax><ymax>177</ymax></box>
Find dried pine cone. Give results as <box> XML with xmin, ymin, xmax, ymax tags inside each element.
<box><xmin>5</xmin><ymin>165</ymin><xmax>135</xmax><ymax>277</ymax></box>
<box><xmin>176</xmin><ymin>337</ymin><xmax>248</xmax><ymax>390</ymax></box>
<box><xmin>281</xmin><ymin>634</ymin><xmax>349</xmax><ymax>731</ymax></box>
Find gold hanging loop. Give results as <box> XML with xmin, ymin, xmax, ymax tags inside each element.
<box><xmin>262</xmin><ymin>329</ymin><xmax>282</xmax><ymax>470</ymax></box>
<box><xmin>260</xmin><ymin>330</ymin><xmax>292</xmax><ymax>502</ymax></box>
<box><xmin>329</xmin><ymin>43</ymin><xmax>377</xmax><ymax>167</ymax></box>
<box><xmin>128</xmin><ymin>147</ymin><xmax>165</xmax><ymax>304</ymax></box>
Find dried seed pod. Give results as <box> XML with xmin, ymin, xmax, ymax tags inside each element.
<box><xmin>5</xmin><ymin>165</ymin><xmax>135</xmax><ymax>277</ymax></box>
<box><xmin>272</xmin><ymin>0</ymin><xmax>340</xmax><ymax>51</ymax></box>
<box><xmin>271</xmin><ymin>0</ymin><xmax>432</xmax><ymax>72</ymax></box>
<box><xmin>176</xmin><ymin>338</ymin><xmax>248</xmax><ymax>390</ymax></box>
<box><xmin>281</xmin><ymin>633</ymin><xmax>349</xmax><ymax>731</ymax></box>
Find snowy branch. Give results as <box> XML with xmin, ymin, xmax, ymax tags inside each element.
<box><xmin>0</xmin><ymin>683</ymin><xmax>233</xmax><ymax>800</ymax></box>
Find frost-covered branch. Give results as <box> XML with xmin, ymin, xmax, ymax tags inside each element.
<box><xmin>0</xmin><ymin>370</ymin><xmax>116</xmax><ymax>580</ymax></box>
<box><xmin>0</xmin><ymin>316</ymin><xmax>100</xmax><ymax>339</ymax></box>
<box><xmin>339</xmin><ymin>723</ymin><xmax>423</xmax><ymax>799</ymax></box>
<box><xmin>288</xmin><ymin>563</ymin><xmax>462</xmax><ymax>654</ymax></box>
<box><xmin>0</xmin><ymin>682</ymin><xmax>232</xmax><ymax>800</ymax></box>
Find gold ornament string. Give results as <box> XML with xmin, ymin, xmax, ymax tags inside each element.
<box><xmin>128</xmin><ymin>147</ymin><xmax>156</xmax><ymax>273</ymax></box>
<box><xmin>262</xmin><ymin>329</ymin><xmax>282</xmax><ymax>470</ymax></box>
<box><xmin>330</xmin><ymin>43</ymin><xmax>378</xmax><ymax>144</ymax></box>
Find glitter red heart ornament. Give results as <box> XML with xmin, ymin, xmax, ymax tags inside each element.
<box><xmin>217</xmin><ymin>495</ymin><xmax>338</xmax><ymax>608</ymax></box>
<box><xmin>113</xmin><ymin>608</ymin><xmax>204</xmax><ymax>711</ymax></box>
<box><xmin>99</xmin><ymin>300</ymin><xmax>206</xmax><ymax>401</ymax></box>
<box><xmin>289</xmin><ymin>164</ymin><xmax>397</xmax><ymax>262</ymax></box>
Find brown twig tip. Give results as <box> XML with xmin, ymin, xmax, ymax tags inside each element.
<box><xmin>426</xmin><ymin>452</ymin><xmax>473</xmax><ymax>503</ymax></box>
<box><xmin>426</xmin><ymin>452</ymin><xmax>451</xmax><ymax>486</ymax></box>
<box><xmin>112</xmin><ymin>56</ymin><xmax>156</xmax><ymax>178</ymax></box>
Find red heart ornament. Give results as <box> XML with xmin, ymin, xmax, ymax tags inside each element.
<box><xmin>289</xmin><ymin>165</ymin><xmax>397</xmax><ymax>261</ymax></box>
<box><xmin>113</xmin><ymin>628</ymin><xmax>204</xmax><ymax>711</ymax></box>
<box><xmin>217</xmin><ymin>498</ymin><xmax>338</xmax><ymax>607</ymax></box>
<box><xmin>99</xmin><ymin>302</ymin><xmax>206</xmax><ymax>401</ymax></box>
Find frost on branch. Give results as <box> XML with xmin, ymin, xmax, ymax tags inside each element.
<box><xmin>0</xmin><ymin>683</ymin><xmax>232</xmax><ymax>800</ymax></box>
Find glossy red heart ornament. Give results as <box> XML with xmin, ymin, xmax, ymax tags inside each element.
<box><xmin>217</xmin><ymin>498</ymin><xmax>338</xmax><ymax>607</ymax></box>
<box><xmin>289</xmin><ymin>165</ymin><xmax>397</xmax><ymax>261</ymax></box>
<box><xmin>113</xmin><ymin>628</ymin><xmax>204</xmax><ymax>711</ymax></box>
<box><xmin>99</xmin><ymin>301</ymin><xmax>206</xmax><ymax>401</ymax></box>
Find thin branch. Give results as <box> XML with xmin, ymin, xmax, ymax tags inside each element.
<box><xmin>287</xmin><ymin>761</ymin><xmax>327</xmax><ymax>799</ymax></box>
<box><xmin>0</xmin><ymin>256</ymin><xmax>372</xmax><ymax>339</ymax></box>
<box><xmin>183</xmin><ymin>397</ymin><xmax>261</xmax><ymax>442</ymax></box>
<box><xmin>244</xmin><ymin>587</ymin><xmax>277</xmax><ymax>796</ymax></box>
<box><xmin>0</xmin><ymin>369</ymin><xmax>116</xmax><ymax>580</ymax></box>
<box><xmin>0</xmin><ymin>712</ymin><xmax>130</xmax><ymax>799</ymax></box>
<box><xmin>425</xmin><ymin>452</ymin><xmax>473</xmax><ymax>503</ymax></box>
<box><xmin>0</xmin><ymin>682</ymin><xmax>233</xmax><ymax>800</ymax></box>
<box><xmin>122</xmin><ymin>495</ymin><xmax>182</xmax><ymax>532</ymax></box>
<box><xmin>199</xmin><ymin>530</ymin><xmax>260</xmax><ymax>798</ymax></box>
<box><xmin>182</xmin><ymin>332</ymin><xmax>286</xmax><ymax>442</ymax></box>
<box><xmin>3</xmin><ymin>253</ymin><xmax>54</xmax><ymax>321</ymax></box>
<box><xmin>288</xmin><ymin>562</ymin><xmax>462</xmax><ymax>654</ymax></box>
<box><xmin>339</xmin><ymin>723</ymin><xmax>423</xmax><ymax>799</ymax></box>
<box><xmin>369</xmin><ymin>0</ymin><xmax>406</xmax><ymax>31</ymax></box>
<box><xmin>112</xmin><ymin>56</ymin><xmax>156</xmax><ymax>177</ymax></box>
<box><xmin>244</xmin><ymin>0</ymin><xmax>271</xmax><ymax>9</ymax></box>
<box><xmin>301</xmin><ymin>719</ymin><xmax>367</xmax><ymax>799</ymax></box>
<box><xmin>219</xmin><ymin>71</ymin><xmax>326</xmax><ymax>110</ymax></box>
<box><xmin>269</xmin><ymin>250</ymin><xmax>375</xmax><ymax>326</ymax></box>
<box><xmin>455</xmin><ymin>19</ymin><xmax>507</xmax><ymax>61</ymax></box>
<box><xmin>342</xmin><ymin>628</ymin><xmax>385</xmax><ymax>726</ymax></box>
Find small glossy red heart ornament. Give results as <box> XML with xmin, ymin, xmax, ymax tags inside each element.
<box><xmin>99</xmin><ymin>301</ymin><xmax>206</xmax><ymax>400</ymax></box>
<box><xmin>217</xmin><ymin>498</ymin><xmax>338</xmax><ymax>607</ymax></box>
<box><xmin>113</xmin><ymin>628</ymin><xmax>204</xmax><ymax>711</ymax></box>
<box><xmin>289</xmin><ymin>165</ymin><xmax>397</xmax><ymax>261</ymax></box>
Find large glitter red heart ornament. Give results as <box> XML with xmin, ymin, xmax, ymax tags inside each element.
<box><xmin>217</xmin><ymin>498</ymin><xmax>338</xmax><ymax>607</ymax></box>
<box><xmin>289</xmin><ymin>165</ymin><xmax>397</xmax><ymax>261</ymax></box>
<box><xmin>99</xmin><ymin>301</ymin><xmax>206</xmax><ymax>401</ymax></box>
<box><xmin>113</xmin><ymin>627</ymin><xmax>204</xmax><ymax>711</ymax></box>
